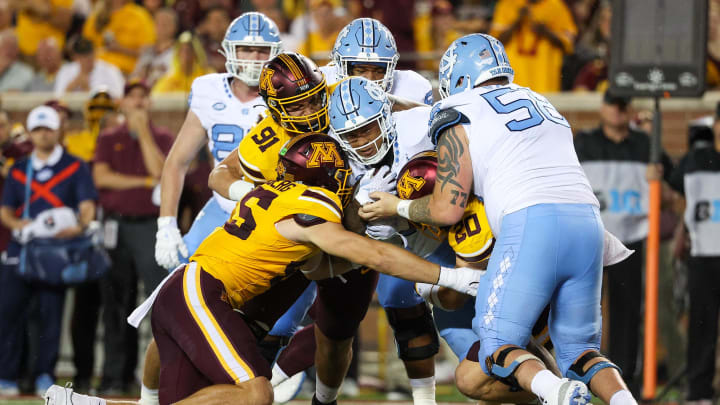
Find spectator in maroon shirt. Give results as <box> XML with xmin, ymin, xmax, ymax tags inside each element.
<box><xmin>92</xmin><ymin>79</ymin><xmax>173</xmax><ymax>395</ymax></box>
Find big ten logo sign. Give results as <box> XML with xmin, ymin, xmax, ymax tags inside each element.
<box><xmin>595</xmin><ymin>189</ymin><xmax>643</xmax><ymax>214</ymax></box>
<box><xmin>694</xmin><ymin>200</ymin><xmax>720</xmax><ymax>222</ymax></box>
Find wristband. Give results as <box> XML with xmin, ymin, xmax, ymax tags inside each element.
<box><xmin>396</xmin><ymin>199</ymin><xmax>411</xmax><ymax>220</ymax></box>
<box><xmin>228</xmin><ymin>180</ymin><xmax>254</xmax><ymax>201</ymax></box>
<box><xmin>157</xmin><ymin>216</ymin><xmax>177</xmax><ymax>229</ymax></box>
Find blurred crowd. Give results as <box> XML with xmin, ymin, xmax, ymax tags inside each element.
<box><xmin>0</xmin><ymin>0</ymin><xmax>717</xmax><ymax>97</ymax></box>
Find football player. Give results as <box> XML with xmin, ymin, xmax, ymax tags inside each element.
<box><xmin>273</xmin><ymin>77</ymin><xmax>441</xmax><ymax>404</ymax></box>
<box><xmin>360</xmin><ymin>34</ymin><xmax>637</xmax><ymax>405</ymax></box>
<box><xmin>322</xmin><ymin>17</ymin><xmax>433</xmax><ymax>105</ymax></box>
<box><xmin>154</xmin><ymin>11</ymin><xmax>281</xmax><ymax>271</ymax></box>
<box><xmin>44</xmin><ymin>134</ymin><xmax>480</xmax><ymax>405</ymax></box>
<box><xmin>207</xmin><ymin>51</ymin><xmax>425</xmax><ymax>404</ymax></box>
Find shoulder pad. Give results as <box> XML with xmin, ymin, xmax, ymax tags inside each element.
<box><xmin>427</xmin><ymin>107</ymin><xmax>469</xmax><ymax>146</ymax></box>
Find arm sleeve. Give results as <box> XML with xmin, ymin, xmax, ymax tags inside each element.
<box><xmin>75</xmin><ymin>161</ymin><xmax>99</xmax><ymax>202</ymax></box>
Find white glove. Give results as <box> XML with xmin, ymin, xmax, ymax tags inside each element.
<box><xmin>437</xmin><ymin>266</ymin><xmax>486</xmax><ymax>296</ymax></box>
<box><xmin>355</xmin><ymin>165</ymin><xmax>396</xmax><ymax>205</ymax></box>
<box><xmin>415</xmin><ymin>282</ymin><xmax>448</xmax><ymax>309</ymax></box>
<box><xmin>366</xmin><ymin>217</ymin><xmax>400</xmax><ymax>240</ymax></box>
<box><xmin>155</xmin><ymin>216</ymin><xmax>188</xmax><ymax>270</ymax></box>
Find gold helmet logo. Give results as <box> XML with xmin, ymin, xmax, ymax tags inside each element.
<box><xmin>307</xmin><ymin>142</ymin><xmax>343</xmax><ymax>168</ymax></box>
<box><xmin>260</xmin><ymin>68</ymin><xmax>277</xmax><ymax>97</ymax></box>
<box><xmin>396</xmin><ymin>171</ymin><xmax>426</xmax><ymax>200</ymax></box>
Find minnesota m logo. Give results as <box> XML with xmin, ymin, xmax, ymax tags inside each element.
<box><xmin>259</xmin><ymin>68</ymin><xmax>277</xmax><ymax>96</ymax></box>
<box><xmin>307</xmin><ymin>142</ymin><xmax>343</xmax><ymax>168</ymax></box>
<box><xmin>396</xmin><ymin>171</ymin><xmax>426</xmax><ymax>200</ymax></box>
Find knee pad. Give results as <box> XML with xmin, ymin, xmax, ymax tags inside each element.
<box><xmin>385</xmin><ymin>304</ymin><xmax>439</xmax><ymax>361</ymax></box>
<box><xmin>566</xmin><ymin>351</ymin><xmax>622</xmax><ymax>386</ymax></box>
<box><xmin>485</xmin><ymin>345</ymin><xmax>543</xmax><ymax>392</ymax></box>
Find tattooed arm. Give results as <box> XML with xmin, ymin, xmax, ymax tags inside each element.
<box><xmin>358</xmin><ymin>124</ymin><xmax>472</xmax><ymax>226</ymax></box>
<box><xmin>408</xmin><ymin>124</ymin><xmax>472</xmax><ymax>225</ymax></box>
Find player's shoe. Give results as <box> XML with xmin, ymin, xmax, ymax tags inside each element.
<box><xmin>273</xmin><ymin>371</ymin><xmax>306</xmax><ymax>403</ymax></box>
<box><xmin>541</xmin><ymin>379</ymin><xmax>591</xmax><ymax>405</ymax></box>
<box><xmin>44</xmin><ymin>383</ymin><xmax>106</xmax><ymax>405</ymax></box>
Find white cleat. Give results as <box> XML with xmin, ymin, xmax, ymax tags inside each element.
<box><xmin>44</xmin><ymin>384</ymin><xmax>106</xmax><ymax>405</ymax></box>
<box><xmin>541</xmin><ymin>379</ymin><xmax>591</xmax><ymax>405</ymax></box>
<box><xmin>272</xmin><ymin>371</ymin><xmax>306</xmax><ymax>403</ymax></box>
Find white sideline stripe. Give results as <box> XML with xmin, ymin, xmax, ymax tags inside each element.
<box><xmin>185</xmin><ymin>262</ymin><xmax>251</xmax><ymax>382</ymax></box>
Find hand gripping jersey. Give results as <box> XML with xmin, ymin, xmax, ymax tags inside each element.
<box><xmin>430</xmin><ymin>84</ymin><xmax>598</xmax><ymax>233</ymax></box>
<box><xmin>237</xmin><ymin>81</ymin><xmax>341</xmax><ymax>184</ymax></box>
<box><xmin>190</xmin><ymin>73</ymin><xmax>267</xmax><ymax>212</ymax></box>
<box><xmin>396</xmin><ymin>151</ymin><xmax>495</xmax><ymax>263</ymax></box>
<box><xmin>190</xmin><ymin>180</ymin><xmax>343</xmax><ymax>309</ymax></box>
<box><xmin>320</xmin><ymin>64</ymin><xmax>434</xmax><ymax>105</ymax></box>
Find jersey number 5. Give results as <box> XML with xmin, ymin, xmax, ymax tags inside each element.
<box><xmin>481</xmin><ymin>88</ymin><xmax>569</xmax><ymax>132</ymax></box>
<box><xmin>225</xmin><ymin>189</ymin><xmax>279</xmax><ymax>240</ymax></box>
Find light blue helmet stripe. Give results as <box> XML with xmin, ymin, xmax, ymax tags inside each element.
<box><xmin>340</xmin><ymin>80</ymin><xmax>359</xmax><ymax>120</ymax></box>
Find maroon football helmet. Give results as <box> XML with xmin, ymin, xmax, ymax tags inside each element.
<box><xmin>396</xmin><ymin>151</ymin><xmax>446</xmax><ymax>240</ymax></box>
<box><xmin>277</xmin><ymin>132</ymin><xmax>353</xmax><ymax>207</ymax></box>
<box><xmin>259</xmin><ymin>52</ymin><xmax>329</xmax><ymax>134</ymax></box>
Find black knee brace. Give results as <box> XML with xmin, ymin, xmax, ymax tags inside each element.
<box><xmin>485</xmin><ymin>345</ymin><xmax>543</xmax><ymax>392</ymax></box>
<box><xmin>567</xmin><ymin>351</ymin><xmax>622</xmax><ymax>386</ymax></box>
<box><xmin>385</xmin><ymin>304</ymin><xmax>439</xmax><ymax>361</ymax></box>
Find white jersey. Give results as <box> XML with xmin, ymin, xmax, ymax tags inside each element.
<box><xmin>320</xmin><ymin>64</ymin><xmax>433</xmax><ymax>105</ymax></box>
<box><xmin>332</xmin><ymin>106</ymin><xmax>441</xmax><ymax>257</ymax></box>
<box><xmin>189</xmin><ymin>73</ymin><xmax>267</xmax><ymax>213</ymax></box>
<box><xmin>434</xmin><ymin>84</ymin><xmax>598</xmax><ymax>233</ymax></box>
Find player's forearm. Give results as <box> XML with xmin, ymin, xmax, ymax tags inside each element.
<box><xmin>208</xmin><ymin>164</ymin><xmax>237</xmax><ymax>199</ymax></box>
<box><xmin>362</xmin><ymin>238</ymin><xmax>441</xmax><ymax>284</ymax></box>
<box><xmin>405</xmin><ymin>194</ymin><xmax>461</xmax><ymax>227</ymax></box>
<box><xmin>159</xmin><ymin>158</ymin><xmax>190</xmax><ymax>217</ymax></box>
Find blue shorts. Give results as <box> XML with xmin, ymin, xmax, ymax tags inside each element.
<box><xmin>434</xmin><ymin>298</ymin><xmax>477</xmax><ymax>360</ymax></box>
<box><xmin>472</xmin><ymin>203</ymin><xmax>603</xmax><ymax>376</ymax></box>
<box><xmin>182</xmin><ymin>198</ymin><xmax>230</xmax><ymax>261</ymax></box>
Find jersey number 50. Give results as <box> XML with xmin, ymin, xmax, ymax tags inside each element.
<box><xmin>481</xmin><ymin>88</ymin><xmax>569</xmax><ymax>132</ymax></box>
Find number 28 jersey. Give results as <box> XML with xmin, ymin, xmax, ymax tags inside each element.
<box><xmin>189</xmin><ymin>73</ymin><xmax>266</xmax><ymax>212</ymax></box>
<box><xmin>433</xmin><ymin>84</ymin><xmax>597</xmax><ymax>233</ymax></box>
<box><xmin>190</xmin><ymin>180</ymin><xmax>344</xmax><ymax>309</ymax></box>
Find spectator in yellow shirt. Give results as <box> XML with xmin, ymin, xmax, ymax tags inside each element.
<box><xmin>152</xmin><ymin>31</ymin><xmax>213</xmax><ymax>94</ymax></box>
<box><xmin>82</xmin><ymin>0</ymin><xmax>157</xmax><ymax>75</ymax></box>
<box><xmin>491</xmin><ymin>0</ymin><xmax>576</xmax><ymax>93</ymax></box>
<box><xmin>297</xmin><ymin>0</ymin><xmax>349</xmax><ymax>65</ymax></box>
<box><xmin>14</xmin><ymin>0</ymin><xmax>73</xmax><ymax>58</ymax></box>
<box><xmin>64</xmin><ymin>88</ymin><xmax>118</xmax><ymax>162</ymax></box>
